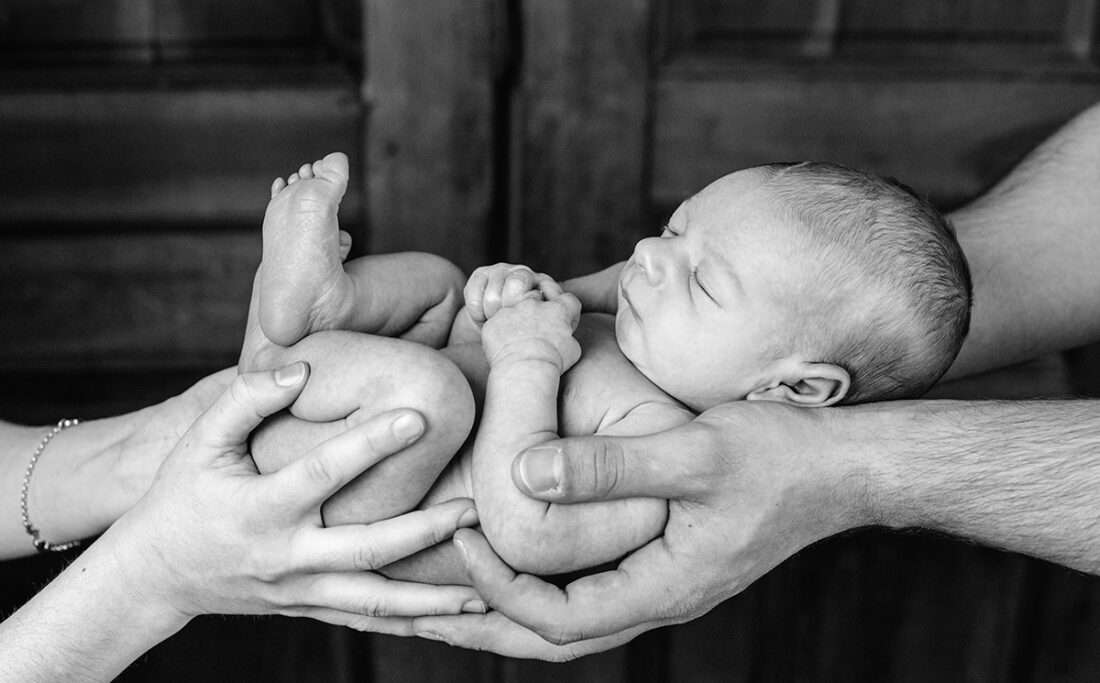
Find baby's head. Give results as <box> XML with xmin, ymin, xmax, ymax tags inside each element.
<box><xmin>615</xmin><ymin>161</ymin><xmax>971</xmax><ymax>411</ymax></box>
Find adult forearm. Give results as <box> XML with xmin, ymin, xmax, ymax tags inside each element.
<box><xmin>863</xmin><ymin>399</ymin><xmax>1100</xmax><ymax>572</ymax></box>
<box><xmin>0</xmin><ymin>527</ymin><xmax>188</xmax><ymax>680</ymax></box>
<box><xmin>0</xmin><ymin>416</ymin><xmax>141</xmax><ymax>560</ymax></box>
<box><xmin>562</xmin><ymin>262</ymin><xmax>624</xmax><ymax>314</ymax></box>
<box><xmin>945</xmin><ymin>101</ymin><xmax>1100</xmax><ymax>378</ymax></box>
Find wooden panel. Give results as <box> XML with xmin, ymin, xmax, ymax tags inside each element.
<box><xmin>673</xmin><ymin>0</ymin><xmax>1095</xmax><ymax>63</ymax></box>
<box><xmin>652</xmin><ymin>78</ymin><xmax>1100</xmax><ymax>209</ymax></box>
<box><xmin>0</xmin><ymin>232</ymin><xmax>257</xmax><ymax>372</ymax></box>
<box><xmin>0</xmin><ymin>0</ymin><xmax>352</xmax><ymax>63</ymax></box>
<box><xmin>0</xmin><ymin>85</ymin><xmax>361</xmax><ymax>227</ymax></box>
<box><xmin>511</xmin><ymin>0</ymin><xmax>652</xmax><ymax>279</ymax></box>
<box><xmin>363</xmin><ymin>0</ymin><xmax>498</xmax><ymax>273</ymax></box>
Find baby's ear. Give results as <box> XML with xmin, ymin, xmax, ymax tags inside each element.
<box><xmin>745</xmin><ymin>363</ymin><xmax>850</xmax><ymax>407</ymax></box>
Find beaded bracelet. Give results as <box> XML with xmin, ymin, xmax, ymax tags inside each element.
<box><xmin>21</xmin><ymin>419</ymin><xmax>84</xmax><ymax>553</ymax></box>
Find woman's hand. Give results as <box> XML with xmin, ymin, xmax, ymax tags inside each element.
<box><xmin>106</xmin><ymin>367</ymin><xmax>237</xmax><ymax>515</ymax></box>
<box><xmin>108</xmin><ymin>362</ymin><xmax>485</xmax><ymax>630</ymax></box>
<box><xmin>0</xmin><ymin>363</ymin><xmax>485</xmax><ymax>681</ymax></box>
<box><xmin>411</xmin><ymin>401</ymin><xmax>873</xmax><ymax>660</ymax></box>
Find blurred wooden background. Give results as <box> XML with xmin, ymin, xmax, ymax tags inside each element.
<box><xmin>2</xmin><ymin>0</ymin><xmax>1100</xmax><ymax>680</ymax></box>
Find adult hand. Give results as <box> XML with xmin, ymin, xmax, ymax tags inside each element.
<box><xmin>413</xmin><ymin>400</ymin><xmax>873</xmax><ymax>660</ymax></box>
<box><xmin>108</xmin><ymin>362</ymin><xmax>485</xmax><ymax>633</ymax></box>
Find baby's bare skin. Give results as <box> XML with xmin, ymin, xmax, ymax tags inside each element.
<box><xmin>242</xmin><ymin>153</ymin><xmax>688</xmax><ymax>582</ymax></box>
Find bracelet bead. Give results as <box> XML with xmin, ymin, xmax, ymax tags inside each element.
<box><xmin>20</xmin><ymin>418</ymin><xmax>84</xmax><ymax>553</ymax></box>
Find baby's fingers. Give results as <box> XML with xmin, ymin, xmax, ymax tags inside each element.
<box><xmin>551</xmin><ymin>292</ymin><xmax>582</xmax><ymax>330</ymax></box>
<box><xmin>501</xmin><ymin>267</ymin><xmax>541</xmax><ymax>308</ymax></box>
<box><xmin>536</xmin><ymin>274</ymin><xmax>563</xmax><ymax>301</ymax></box>
<box><xmin>464</xmin><ymin>268</ymin><xmax>491</xmax><ymax>323</ymax></box>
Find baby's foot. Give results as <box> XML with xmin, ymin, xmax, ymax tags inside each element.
<box><xmin>259</xmin><ymin>152</ymin><xmax>356</xmax><ymax>346</ymax></box>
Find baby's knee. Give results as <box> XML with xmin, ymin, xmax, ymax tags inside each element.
<box><xmin>364</xmin><ymin>343</ymin><xmax>473</xmax><ymax>442</ymax></box>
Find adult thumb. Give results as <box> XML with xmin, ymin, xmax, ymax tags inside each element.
<box><xmin>195</xmin><ymin>363</ymin><xmax>310</xmax><ymax>450</ymax></box>
<box><xmin>510</xmin><ymin>429</ymin><xmax>702</xmax><ymax>503</ymax></box>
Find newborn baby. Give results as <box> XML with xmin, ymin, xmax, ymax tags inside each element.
<box><xmin>241</xmin><ymin>153</ymin><xmax>971</xmax><ymax>580</ymax></box>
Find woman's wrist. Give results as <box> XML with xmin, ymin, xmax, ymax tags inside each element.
<box><xmin>31</xmin><ymin>411</ymin><xmax>150</xmax><ymax>544</ymax></box>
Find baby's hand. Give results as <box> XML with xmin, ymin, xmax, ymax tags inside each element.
<box><xmin>482</xmin><ymin>292</ymin><xmax>582</xmax><ymax>373</ymax></box>
<box><xmin>464</xmin><ymin>263</ymin><xmax>563</xmax><ymax>325</ymax></box>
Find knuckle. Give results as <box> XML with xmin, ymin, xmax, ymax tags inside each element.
<box><xmin>227</xmin><ymin>374</ymin><xmax>257</xmax><ymax>408</ymax></box>
<box><xmin>302</xmin><ymin>452</ymin><xmax>340</xmax><ymax>487</ymax></box>
<box><xmin>352</xmin><ymin>543</ymin><xmax>384</xmax><ymax>571</ymax></box>
<box><xmin>418</xmin><ymin>518</ymin><xmax>450</xmax><ymax>550</ymax></box>
<box><xmin>358</xmin><ymin>593</ymin><xmax>389</xmax><ymax>618</ymax></box>
<box><xmin>543</xmin><ymin>624</ymin><xmax>583</xmax><ymax>647</ymax></box>
<box><xmin>578</xmin><ymin>440</ymin><xmax>626</xmax><ymax>497</ymax></box>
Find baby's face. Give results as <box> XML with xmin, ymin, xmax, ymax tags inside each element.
<box><xmin>615</xmin><ymin>168</ymin><xmax>806</xmax><ymax>411</ymax></box>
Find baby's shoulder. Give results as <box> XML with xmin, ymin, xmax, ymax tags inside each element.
<box><xmin>559</xmin><ymin>313</ymin><xmax>694</xmax><ymax>437</ymax></box>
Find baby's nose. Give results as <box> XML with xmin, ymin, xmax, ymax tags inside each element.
<box><xmin>632</xmin><ymin>238</ymin><xmax>665</xmax><ymax>286</ymax></box>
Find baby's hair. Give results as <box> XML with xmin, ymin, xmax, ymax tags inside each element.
<box><xmin>758</xmin><ymin>161</ymin><xmax>972</xmax><ymax>403</ymax></box>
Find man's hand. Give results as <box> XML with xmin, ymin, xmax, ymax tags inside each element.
<box><xmin>481</xmin><ymin>292</ymin><xmax>582</xmax><ymax>373</ymax></box>
<box><xmin>464</xmin><ymin>263</ymin><xmax>562</xmax><ymax>325</ymax></box>
<box><xmin>412</xmin><ymin>400</ymin><xmax>872</xmax><ymax>660</ymax></box>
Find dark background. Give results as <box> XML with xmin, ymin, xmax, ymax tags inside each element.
<box><xmin>3</xmin><ymin>1</ymin><xmax>1100</xmax><ymax>680</ymax></box>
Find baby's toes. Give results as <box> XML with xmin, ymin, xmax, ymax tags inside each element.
<box><xmin>270</xmin><ymin>177</ymin><xmax>287</xmax><ymax>198</ymax></box>
<box><xmin>298</xmin><ymin>162</ymin><xmax>314</xmax><ymax>179</ymax></box>
<box><xmin>318</xmin><ymin>152</ymin><xmax>349</xmax><ymax>181</ymax></box>
<box><xmin>287</xmin><ymin>172</ymin><xmax>301</xmax><ymax>185</ymax></box>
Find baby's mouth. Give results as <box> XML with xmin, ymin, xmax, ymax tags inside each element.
<box><xmin>620</xmin><ymin>283</ymin><xmax>641</xmax><ymax>322</ymax></box>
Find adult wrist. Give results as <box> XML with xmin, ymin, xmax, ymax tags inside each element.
<box><xmin>818</xmin><ymin>402</ymin><xmax>917</xmax><ymax>531</ymax></box>
<box><xmin>19</xmin><ymin>415</ymin><xmax>137</xmax><ymax>546</ymax></box>
<box><xmin>100</xmin><ymin>509</ymin><xmax>196</xmax><ymax>628</ymax></box>
<box><xmin>837</xmin><ymin>400</ymin><xmax>969</xmax><ymax>532</ymax></box>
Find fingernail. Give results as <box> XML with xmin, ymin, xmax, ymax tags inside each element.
<box><xmin>391</xmin><ymin>413</ymin><xmax>425</xmax><ymax>442</ymax></box>
<box><xmin>462</xmin><ymin>599</ymin><xmax>487</xmax><ymax>614</ymax></box>
<box><xmin>457</xmin><ymin>508</ymin><xmax>479</xmax><ymax>527</ymax></box>
<box><xmin>417</xmin><ymin>631</ymin><xmax>445</xmax><ymax>642</ymax></box>
<box><xmin>454</xmin><ymin>538</ymin><xmax>469</xmax><ymax>565</ymax></box>
<box><xmin>517</xmin><ymin>447</ymin><xmax>562</xmax><ymax>493</ymax></box>
<box><xmin>274</xmin><ymin>361</ymin><xmax>307</xmax><ymax>386</ymax></box>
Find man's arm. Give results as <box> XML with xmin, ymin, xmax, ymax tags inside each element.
<box><xmin>945</xmin><ymin>101</ymin><xmax>1100</xmax><ymax>378</ymax></box>
<box><xmin>414</xmin><ymin>397</ymin><xmax>1100</xmax><ymax>659</ymax></box>
<box><xmin>409</xmin><ymin>101</ymin><xmax>1100</xmax><ymax>659</ymax></box>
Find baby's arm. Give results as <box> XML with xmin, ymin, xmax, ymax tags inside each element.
<box><xmin>473</xmin><ymin>295</ymin><xmax>689</xmax><ymax>575</ymax></box>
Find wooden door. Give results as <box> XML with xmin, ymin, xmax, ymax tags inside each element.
<box><xmin>497</xmin><ymin>1</ymin><xmax>1100</xmax><ymax>681</ymax></box>
<box><xmin>5</xmin><ymin>1</ymin><xmax>1100</xmax><ymax>680</ymax></box>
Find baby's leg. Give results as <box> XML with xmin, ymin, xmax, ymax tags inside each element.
<box><xmin>249</xmin><ymin>330</ymin><xmax>475</xmax><ymax>525</ymax></box>
<box><xmin>253</xmin><ymin>151</ymin><xmax>466</xmax><ymax>352</ymax></box>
